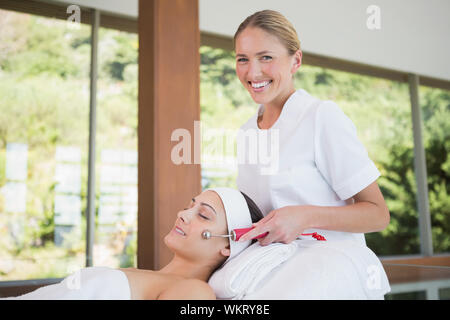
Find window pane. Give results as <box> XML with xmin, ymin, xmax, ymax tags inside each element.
<box><xmin>200</xmin><ymin>46</ymin><xmax>254</xmax><ymax>189</ymax></box>
<box><xmin>93</xmin><ymin>27</ymin><xmax>138</xmax><ymax>268</ymax></box>
<box><xmin>419</xmin><ymin>85</ymin><xmax>450</xmax><ymax>254</ymax></box>
<box><xmin>0</xmin><ymin>10</ymin><xmax>90</xmax><ymax>280</ymax></box>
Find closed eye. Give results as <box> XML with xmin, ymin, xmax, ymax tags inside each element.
<box><xmin>199</xmin><ymin>213</ymin><xmax>209</xmax><ymax>220</ymax></box>
<box><xmin>183</xmin><ymin>207</ymin><xmax>209</xmax><ymax>220</ymax></box>
<box><xmin>237</xmin><ymin>57</ymin><xmax>248</xmax><ymax>63</ymax></box>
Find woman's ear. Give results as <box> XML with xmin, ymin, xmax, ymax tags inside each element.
<box><xmin>220</xmin><ymin>247</ymin><xmax>230</xmax><ymax>257</ymax></box>
<box><xmin>291</xmin><ymin>49</ymin><xmax>302</xmax><ymax>74</ymax></box>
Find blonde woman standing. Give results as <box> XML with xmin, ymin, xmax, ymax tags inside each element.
<box><xmin>235</xmin><ymin>10</ymin><xmax>390</xmax><ymax>247</ymax></box>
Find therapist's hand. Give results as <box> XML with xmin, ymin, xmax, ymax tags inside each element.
<box><xmin>238</xmin><ymin>205</ymin><xmax>312</xmax><ymax>246</ymax></box>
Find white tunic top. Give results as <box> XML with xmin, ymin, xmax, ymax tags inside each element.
<box><xmin>237</xmin><ymin>89</ymin><xmax>381</xmax><ymax>245</ymax></box>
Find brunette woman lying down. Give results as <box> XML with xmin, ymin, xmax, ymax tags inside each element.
<box><xmin>3</xmin><ymin>188</ymin><xmax>263</xmax><ymax>300</ymax></box>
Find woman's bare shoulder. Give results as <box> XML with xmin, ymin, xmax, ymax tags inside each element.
<box><xmin>118</xmin><ymin>267</ymin><xmax>139</xmax><ymax>273</ymax></box>
<box><xmin>157</xmin><ymin>278</ymin><xmax>216</xmax><ymax>300</ymax></box>
<box><xmin>119</xmin><ymin>267</ymin><xmax>155</xmax><ymax>275</ymax></box>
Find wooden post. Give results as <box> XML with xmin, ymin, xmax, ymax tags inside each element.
<box><xmin>138</xmin><ymin>0</ymin><xmax>201</xmax><ymax>270</ymax></box>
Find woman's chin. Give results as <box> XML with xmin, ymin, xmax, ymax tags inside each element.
<box><xmin>164</xmin><ymin>232</ymin><xmax>188</xmax><ymax>253</ymax></box>
<box><xmin>249</xmin><ymin>91</ymin><xmax>273</xmax><ymax>105</ymax></box>
<box><xmin>163</xmin><ymin>233</ymin><xmax>176</xmax><ymax>250</ymax></box>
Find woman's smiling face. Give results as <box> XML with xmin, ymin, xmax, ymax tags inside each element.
<box><xmin>235</xmin><ymin>27</ymin><xmax>301</xmax><ymax>106</ymax></box>
<box><xmin>164</xmin><ymin>190</ymin><xmax>230</xmax><ymax>264</ymax></box>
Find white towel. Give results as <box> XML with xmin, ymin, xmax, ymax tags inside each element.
<box><xmin>244</xmin><ymin>239</ymin><xmax>391</xmax><ymax>300</ymax></box>
<box><xmin>2</xmin><ymin>267</ymin><xmax>131</xmax><ymax>300</ymax></box>
<box><xmin>296</xmin><ymin>240</ymin><xmax>391</xmax><ymax>299</ymax></box>
<box><xmin>208</xmin><ymin>241</ymin><xmax>298</xmax><ymax>300</ymax></box>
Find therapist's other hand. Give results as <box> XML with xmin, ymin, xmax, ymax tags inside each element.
<box><xmin>239</xmin><ymin>205</ymin><xmax>311</xmax><ymax>246</ymax></box>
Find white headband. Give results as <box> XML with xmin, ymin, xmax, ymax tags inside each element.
<box><xmin>206</xmin><ymin>187</ymin><xmax>253</xmax><ymax>263</ymax></box>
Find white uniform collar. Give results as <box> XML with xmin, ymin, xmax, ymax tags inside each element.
<box><xmin>256</xmin><ymin>89</ymin><xmax>305</xmax><ymax>129</ymax></box>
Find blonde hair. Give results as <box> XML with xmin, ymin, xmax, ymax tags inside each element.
<box><xmin>234</xmin><ymin>10</ymin><xmax>301</xmax><ymax>55</ymax></box>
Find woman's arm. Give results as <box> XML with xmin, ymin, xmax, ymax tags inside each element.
<box><xmin>239</xmin><ymin>181</ymin><xmax>390</xmax><ymax>245</ymax></box>
<box><xmin>305</xmin><ymin>181</ymin><xmax>390</xmax><ymax>233</ymax></box>
<box><xmin>157</xmin><ymin>279</ymin><xmax>216</xmax><ymax>300</ymax></box>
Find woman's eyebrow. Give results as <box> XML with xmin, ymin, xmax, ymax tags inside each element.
<box><xmin>192</xmin><ymin>197</ymin><xmax>217</xmax><ymax>215</ymax></box>
<box><xmin>236</xmin><ymin>50</ymin><xmax>273</xmax><ymax>57</ymax></box>
<box><xmin>255</xmin><ymin>50</ymin><xmax>273</xmax><ymax>55</ymax></box>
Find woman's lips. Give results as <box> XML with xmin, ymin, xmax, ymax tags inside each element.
<box><xmin>174</xmin><ymin>226</ymin><xmax>186</xmax><ymax>236</ymax></box>
<box><xmin>248</xmin><ymin>80</ymin><xmax>272</xmax><ymax>92</ymax></box>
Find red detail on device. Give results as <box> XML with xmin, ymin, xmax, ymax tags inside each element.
<box><xmin>233</xmin><ymin>227</ymin><xmax>326</xmax><ymax>241</ymax></box>
<box><xmin>300</xmin><ymin>232</ymin><xmax>326</xmax><ymax>241</ymax></box>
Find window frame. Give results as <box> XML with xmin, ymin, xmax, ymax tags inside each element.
<box><xmin>0</xmin><ymin>0</ymin><xmax>138</xmax><ymax>296</ymax></box>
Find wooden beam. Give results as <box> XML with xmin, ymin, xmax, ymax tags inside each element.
<box><xmin>382</xmin><ymin>263</ymin><xmax>450</xmax><ymax>285</ymax></box>
<box><xmin>0</xmin><ymin>278</ymin><xmax>62</xmax><ymax>298</ymax></box>
<box><xmin>381</xmin><ymin>255</ymin><xmax>450</xmax><ymax>267</ymax></box>
<box><xmin>138</xmin><ymin>0</ymin><xmax>201</xmax><ymax>270</ymax></box>
<box><xmin>201</xmin><ymin>31</ymin><xmax>234</xmax><ymax>51</ymax></box>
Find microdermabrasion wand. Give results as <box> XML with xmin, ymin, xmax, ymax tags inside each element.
<box><xmin>202</xmin><ymin>227</ymin><xmax>326</xmax><ymax>241</ymax></box>
<box><xmin>202</xmin><ymin>229</ymin><xmax>238</xmax><ymax>241</ymax></box>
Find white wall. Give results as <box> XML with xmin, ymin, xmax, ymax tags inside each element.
<box><xmin>51</xmin><ymin>0</ymin><xmax>450</xmax><ymax>82</ymax></box>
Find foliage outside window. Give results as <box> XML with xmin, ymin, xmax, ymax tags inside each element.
<box><xmin>419</xmin><ymin>85</ymin><xmax>450</xmax><ymax>254</ymax></box>
<box><xmin>0</xmin><ymin>9</ymin><xmax>138</xmax><ymax>281</ymax></box>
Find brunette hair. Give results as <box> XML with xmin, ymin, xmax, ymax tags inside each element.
<box><xmin>241</xmin><ymin>191</ymin><xmax>264</xmax><ymax>244</ymax></box>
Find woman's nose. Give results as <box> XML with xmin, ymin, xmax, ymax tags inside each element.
<box><xmin>177</xmin><ymin>208</ymin><xmax>192</xmax><ymax>223</ymax></box>
<box><xmin>248</xmin><ymin>60</ymin><xmax>262</xmax><ymax>79</ymax></box>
